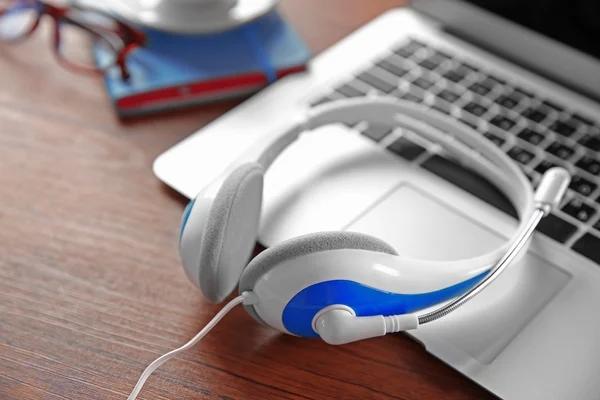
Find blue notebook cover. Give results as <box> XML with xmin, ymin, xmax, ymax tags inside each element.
<box><xmin>95</xmin><ymin>10</ymin><xmax>311</xmax><ymax>117</ymax></box>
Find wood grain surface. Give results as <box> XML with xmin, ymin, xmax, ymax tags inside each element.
<box><xmin>0</xmin><ymin>1</ymin><xmax>497</xmax><ymax>399</ymax></box>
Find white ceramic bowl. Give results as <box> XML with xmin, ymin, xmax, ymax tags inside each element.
<box><xmin>103</xmin><ymin>0</ymin><xmax>280</xmax><ymax>34</ymax></box>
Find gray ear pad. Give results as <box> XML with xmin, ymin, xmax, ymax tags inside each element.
<box><xmin>198</xmin><ymin>163</ymin><xmax>264</xmax><ymax>303</ymax></box>
<box><xmin>239</xmin><ymin>231</ymin><xmax>398</xmax><ymax>325</ymax></box>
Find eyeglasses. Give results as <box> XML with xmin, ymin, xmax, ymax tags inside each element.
<box><xmin>0</xmin><ymin>0</ymin><xmax>146</xmax><ymax>80</ymax></box>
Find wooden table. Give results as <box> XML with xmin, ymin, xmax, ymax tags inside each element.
<box><xmin>0</xmin><ymin>1</ymin><xmax>497</xmax><ymax>399</ymax></box>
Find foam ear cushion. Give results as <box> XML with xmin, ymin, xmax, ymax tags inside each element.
<box><xmin>239</xmin><ymin>231</ymin><xmax>398</xmax><ymax>324</ymax></box>
<box><xmin>198</xmin><ymin>163</ymin><xmax>264</xmax><ymax>303</ymax></box>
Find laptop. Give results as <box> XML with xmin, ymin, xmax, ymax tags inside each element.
<box><xmin>153</xmin><ymin>1</ymin><xmax>600</xmax><ymax>398</ymax></box>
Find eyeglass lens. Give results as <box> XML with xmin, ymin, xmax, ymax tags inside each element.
<box><xmin>0</xmin><ymin>0</ymin><xmax>40</xmax><ymax>40</ymax></box>
<box><xmin>58</xmin><ymin>8</ymin><xmax>121</xmax><ymax>71</ymax></box>
<box><xmin>0</xmin><ymin>1</ymin><xmax>137</xmax><ymax>76</ymax></box>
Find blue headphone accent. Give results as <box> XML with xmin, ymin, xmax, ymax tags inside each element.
<box><xmin>179</xmin><ymin>199</ymin><xmax>196</xmax><ymax>242</ymax></box>
<box><xmin>282</xmin><ymin>271</ymin><xmax>489</xmax><ymax>338</ymax></box>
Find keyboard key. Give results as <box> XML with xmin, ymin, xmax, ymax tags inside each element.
<box><xmin>335</xmin><ymin>84</ymin><xmax>366</xmax><ymax>98</ymax></box>
<box><xmin>536</xmin><ymin>213</ymin><xmax>577</xmax><ymax>243</ymax></box>
<box><xmin>572</xmin><ymin>233</ymin><xmax>600</xmax><ymax>265</ymax></box>
<box><xmin>411</xmin><ymin>76</ymin><xmax>435</xmax><ymax>90</ymax></box>
<box><xmin>541</xmin><ymin>99</ymin><xmax>564</xmax><ymax>113</ymax></box>
<box><xmin>357</xmin><ymin>69</ymin><xmax>396</xmax><ymax>93</ymax></box>
<box><xmin>521</xmin><ymin>106</ymin><xmax>550</xmax><ymax>123</ymax></box>
<box><xmin>564</xmin><ymin>114</ymin><xmax>594</xmax><ymax>131</ymax></box>
<box><xmin>508</xmin><ymin>146</ymin><xmax>535</xmax><ymax>165</ymax></box>
<box><xmin>394</xmin><ymin>39</ymin><xmax>426</xmax><ymax>58</ymax></box>
<box><xmin>569</xmin><ymin>175</ymin><xmax>598</xmax><ymax>196</ymax></box>
<box><xmin>469</xmin><ymin>82</ymin><xmax>492</xmax><ymax>96</ymax></box>
<box><xmin>495</xmin><ymin>92</ymin><xmax>522</xmax><ymax>110</ymax></box>
<box><xmin>387</xmin><ymin>137</ymin><xmax>426</xmax><ymax>161</ymax></box>
<box><xmin>478</xmin><ymin>76</ymin><xmax>503</xmax><ymax>92</ymax></box>
<box><xmin>575</xmin><ymin>156</ymin><xmax>600</xmax><ymax>176</ymax></box>
<box><xmin>459</xmin><ymin>117</ymin><xmax>478</xmax><ymax>130</ymax></box>
<box><xmin>583</xmin><ymin>125</ymin><xmax>600</xmax><ymax>137</ymax></box>
<box><xmin>463</xmin><ymin>101</ymin><xmax>488</xmax><ymax>117</ymax></box>
<box><xmin>422</xmin><ymin>155</ymin><xmax>517</xmax><ymax>217</ymax></box>
<box><xmin>489</xmin><ymin>115</ymin><xmax>517</xmax><ymax>131</ymax></box>
<box><xmin>395</xmin><ymin>90</ymin><xmax>424</xmax><ymax>103</ymax></box>
<box><xmin>484</xmin><ymin>132</ymin><xmax>505</xmax><ymax>147</ymax></box>
<box><xmin>579</xmin><ymin>135</ymin><xmax>600</xmax><ymax>152</ymax></box>
<box><xmin>572</xmin><ymin>113</ymin><xmax>595</xmax><ymax>126</ymax></box>
<box><xmin>549</xmin><ymin>120</ymin><xmax>577</xmax><ymax>137</ymax></box>
<box><xmin>362</xmin><ymin>124</ymin><xmax>393</xmax><ymax>142</ymax></box>
<box><xmin>419</xmin><ymin>59</ymin><xmax>437</xmax><ymax>71</ymax></box>
<box><xmin>310</xmin><ymin>96</ymin><xmax>334</xmax><ymax>107</ymax></box>
<box><xmin>534</xmin><ymin>160</ymin><xmax>559</xmax><ymax>174</ymax></box>
<box><xmin>419</xmin><ymin>53</ymin><xmax>448</xmax><ymax>70</ymax></box>
<box><xmin>546</xmin><ymin>141</ymin><xmax>575</xmax><ymax>160</ymax></box>
<box><xmin>443</xmin><ymin>71</ymin><xmax>464</xmax><ymax>83</ymax></box>
<box><xmin>486</xmin><ymin>74</ymin><xmax>506</xmax><ymax>86</ymax></box>
<box><xmin>562</xmin><ymin>198</ymin><xmax>596</xmax><ymax>222</ymax></box>
<box><xmin>461</xmin><ymin>62</ymin><xmax>479</xmax><ymax>73</ymax></box>
<box><xmin>514</xmin><ymin>87</ymin><xmax>535</xmax><ymax>100</ymax></box>
<box><xmin>517</xmin><ymin>128</ymin><xmax>544</xmax><ymax>145</ymax></box>
<box><xmin>377</xmin><ymin>58</ymin><xmax>410</xmax><ymax>77</ymax></box>
<box><xmin>403</xmin><ymin>91</ymin><xmax>425</xmax><ymax>103</ymax></box>
<box><xmin>436</xmin><ymin>88</ymin><xmax>461</xmax><ymax>103</ymax></box>
<box><xmin>443</xmin><ymin>64</ymin><xmax>471</xmax><ymax>83</ymax></box>
<box><xmin>434</xmin><ymin>50</ymin><xmax>453</xmax><ymax>60</ymax></box>
<box><xmin>431</xmin><ymin>99</ymin><xmax>452</xmax><ymax>115</ymax></box>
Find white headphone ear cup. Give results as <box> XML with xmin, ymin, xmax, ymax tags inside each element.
<box><xmin>239</xmin><ymin>231</ymin><xmax>398</xmax><ymax>325</ymax></box>
<box><xmin>180</xmin><ymin>163</ymin><xmax>264</xmax><ymax>303</ymax></box>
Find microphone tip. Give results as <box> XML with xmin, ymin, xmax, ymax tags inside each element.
<box><xmin>535</xmin><ymin>167</ymin><xmax>571</xmax><ymax>212</ymax></box>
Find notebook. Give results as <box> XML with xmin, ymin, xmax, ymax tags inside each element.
<box><xmin>94</xmin><ymin>10</ymin><xmax>311</xmax><ymax>118</ymax></box>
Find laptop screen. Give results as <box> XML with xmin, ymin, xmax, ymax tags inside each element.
<box><xmin>463</xmin><ymin>0</ymin><xmax>600</xmax><ymax>62</ymax></box>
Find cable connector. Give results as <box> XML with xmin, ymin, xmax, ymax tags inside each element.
<box><xmin>314</xmin><ymin>306</ymin><xmax>419</xmax><ymax>345</ymax></box>
<box><xmin>384</xmin><ymin>314</ymin><xmax>419</xmax><ymax>333</ymax></box>
<box><xmin>241</xmin><ymin>291</ymin><xmax>259</xmax><ymax>305</ymax></box>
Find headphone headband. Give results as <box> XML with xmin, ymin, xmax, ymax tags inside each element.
<box><xmin>227</xmin><ymin>97</ymin><xmax>533</xmax><ymax>270</ymax></box>
<box><xmin>241</xmin><ymin>98</ymin><xmax>529</xmax><ymax>210</ymax></box>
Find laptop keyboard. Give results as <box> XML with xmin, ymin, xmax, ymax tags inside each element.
<box><xmin>309</xmin><ymin>38</ymin><xmax>600</xmax><ymax>265</ymax></box>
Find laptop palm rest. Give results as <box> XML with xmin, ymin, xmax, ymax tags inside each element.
<box><xmin>347</xmin><ymin>184</ymin><xmax>571</xmax><ymax>365</ymax></box>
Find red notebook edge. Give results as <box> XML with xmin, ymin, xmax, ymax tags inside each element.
<box><xmin>114</xmin><ymin>65</ymin><xmax>308</xmax><ymax>117</ymax></box>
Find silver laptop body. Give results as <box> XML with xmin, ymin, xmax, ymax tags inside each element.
<box><xmin>153</xmin><ymin>1</ymin><xmax>600</xmax><ymax>398</ymax></box>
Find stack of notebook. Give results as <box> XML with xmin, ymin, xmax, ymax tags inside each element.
<box><xmin>94</xmin><ymin>10</ymin><xmax>311</xmax><ymax>118</ymax></box>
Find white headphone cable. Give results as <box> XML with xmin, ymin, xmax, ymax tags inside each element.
<box><xmin>127</xmin><ymin>292</ymin><xmax>257</xmax><ymax>400</ymax></box>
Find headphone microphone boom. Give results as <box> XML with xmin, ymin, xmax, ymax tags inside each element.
<box><xmin>314</xmin><ymin>164</ymin><xmax>569</xmax><ymax>345</ymax></box>
<box><xmin>127</xmin><ymin>97</ymin><xmax>570</xmax><ymax>399</ymax></box>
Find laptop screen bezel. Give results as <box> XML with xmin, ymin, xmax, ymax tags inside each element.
<box><xmin>411</xmin><ymin>0</ymin><xmax>600</xmax><ymax>101</ymax></box>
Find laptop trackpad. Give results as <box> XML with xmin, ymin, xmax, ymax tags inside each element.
<box><xmin>347</xmin><ymin>184</ymin><xmax>571</xmax><ymax>365</ymax></box>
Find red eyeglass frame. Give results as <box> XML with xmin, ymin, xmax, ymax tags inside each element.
<box><xmin>0</xmin><ymin>0</ymin><xmax>146</xmax><ymax>80</ymax></box>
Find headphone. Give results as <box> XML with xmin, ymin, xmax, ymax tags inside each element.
<box><xmin>127</xmin><ymin>97</ymin><xmax>571</xmax><ymax>399</ymax></box>
<box><xmin>178</xmin><ymin>96</ymin><xmax>570</xmax><ymax>344</ymax></box>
